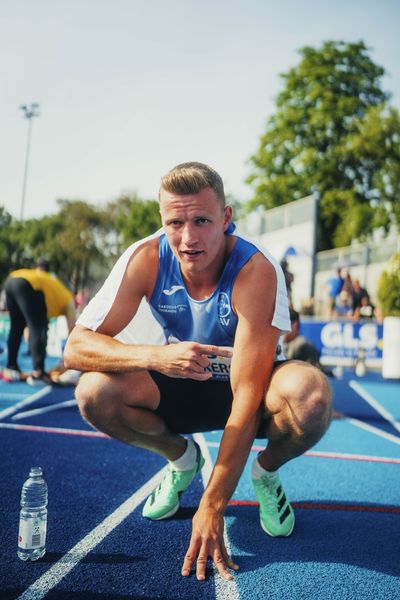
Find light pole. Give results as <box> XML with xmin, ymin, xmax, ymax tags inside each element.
<box><xmin>19</xmin><ymin>102</ymin><xmax>40</xmax><ymax>221</ymax></box>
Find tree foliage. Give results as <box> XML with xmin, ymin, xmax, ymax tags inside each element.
<box><xmin>0</xmin><ymin>194</ymin><xmax>161</xmax><ymax>293</ymax></box>
<box><xmin>377</xmin><ymin>253</ymin><xmax>400</xmax><ymax>317</ymax></box>
<box><xmin>0</xmin><ymin>206</ymin><xmax>14</xmax><ymax>284</ymax></box>
<box><xmin>106</xmin><ymin>194</ymin><xmax>161</xmax><ymax>248</ymax></box>
<box><xmin>247</xmin><ymin>40</ymin><xmax>400</xmax><ymax>250</ymax></box>
<box><xmin>49</xmin><ymin>200</ymin><xmax>112</xmax><ymax>291</ymax></box>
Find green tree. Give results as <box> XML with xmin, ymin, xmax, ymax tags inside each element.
<box><xmin>1</xmin><ymin>201</ymin><xmax>112</xmax><ymax>292</ymax></box>
<box><xmin>246</xmin><ymin>40</ymin><xmax>400</xmax><ymax>249</ymax></box>
<box><xmin>0</xmin><ymin>206</ymin><xmax>14</xmax><ymax>283</ymax></box>
<box><xmin>50</xmin><ymin>199</ymin><xmax>111</xmax><ymax>292</ymax></box>
<box><xmin>377</xmin><ymin>253</ymin><xmax>400</xmax><ymax>317</ymax></box>
<box><xmin>0</xmin><ymin>213</ymin><xmax>37</xmax><ymax>283</ymax></box>
<box><xmin>107</xmin><ymin>194</ymin><xmax>161</xmax><ymax>248</ymax></box>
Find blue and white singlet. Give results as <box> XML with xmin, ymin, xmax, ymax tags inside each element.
<box><xmin>149</xmin><ymin>233</ymin><xmax>258</xmax><ymax>348</ymax></box>
<box><xmin>77</xmin><ymin>228</ymin><xmax>290</xmax><ymax>380</ymax></box>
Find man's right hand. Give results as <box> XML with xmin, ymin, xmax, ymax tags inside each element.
<box><xmin>157</xmin><ymin>342</ymin><xmax>232</xmax><ymax>380</ymax></box>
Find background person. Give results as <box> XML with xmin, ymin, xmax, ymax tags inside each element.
<box><xmin>333</xmin><ymin>290</ymin><xmax>353</xmax><ymax>318</ymax></box>
<box><xmin>74</xmin><ymin>286</ymin><xmax>91</xmax><ymax>317</ymax></box>
<box><xmin>283</xmin><ymin>308</ymin><xmax>343</xmax><ymax>420</ymax></box>
<box><xmin>2</xmin><ymin>258</ymin><xmax>76</xmax><ymax>385</ymax></box>
<box><xmin>354</xmin><ymin>294</ymin><xmax>376</xmax><ymax>320</ymax></box>
<box><xmin>65</xmin><ymin>162</ymin><xmax>331</xmax><ymax>582</ymax></box>
<box><xmin>351</xmin><ymin>279</ymin><xmax>369</xmax><ymax>317</ymax></box>
<box><xmin>283</xmin><ymin>307</ymin><xmax>338</xmax><ymax>381</ymax></box>
<box><xmin>280</xmin><ymin>258</ymin><xmax>294</xmax><ymax>307</ymax></box>
<box><xmin>283</xmin><ymin>308</ymin><xmax>321</xmax><ymax>366</ymax></box>
<box><xmin>341</xmin><ymin>271</ymin><xmax>353</xmax><ymax>294</ymax></box>
<box><xmin>325</xmin><ymin>268</ymin><xmax>344</xmax><ymax>317</ymax></box>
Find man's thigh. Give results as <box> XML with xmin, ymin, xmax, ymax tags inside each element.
<box><xmin>77</xmin><ymin>369</ymin><xmax>161</xmax><ymax>411</ymax></box>
<box><xmin>149</xmin><ymin>371</ymin><xmax>233</xmax><ymax>434</ymax></box>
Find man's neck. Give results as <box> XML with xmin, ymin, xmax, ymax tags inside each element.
<box><xmin>181</xmin><ymin>236</ymin><xmax>234</xmax><ymax>300</ymax></box>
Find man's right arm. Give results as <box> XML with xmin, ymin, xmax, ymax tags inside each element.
<box><xmin>64</xmin><ymin>241</ymin><xmax>157</xmax><ymax>372</ymax></box>
<box><xmin>64</xmin><ymin>325</ymin><xmax>162</xmax><ymax>372</ymax></box>
<box><xmin>64</xmin><ymin>326</ymin><xmax>231</xmax><ymax>381</ymax></box>
<box><xmin>64</xmin><ymin>241</ymin><xmax>231</xmax><ymax>380</ymax></box>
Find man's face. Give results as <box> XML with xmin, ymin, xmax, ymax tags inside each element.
<box><xmin>159</xmin><ymin>187</ymin><xmax>232</xmax><ymax>276</ymax></box>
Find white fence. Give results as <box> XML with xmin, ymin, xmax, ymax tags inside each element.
<box><xmin>237</xmin><ymin>196</ymin><xmax>399</xmax><ymax>317</ymax></box>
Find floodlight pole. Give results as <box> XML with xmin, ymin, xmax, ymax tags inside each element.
<box><xmin>19</xmin><ymin>102</ymin><xmax>40</xmax><ymax>221</ymax></box>
<box><xmin>310</xmin><ymin>191</ymin><xmax>319</xmax><ymax>299</ymax></box>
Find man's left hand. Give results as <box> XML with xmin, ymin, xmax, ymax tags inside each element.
<box><xmin>181</xmin><ymin>506</ymin><xmax>239</xmax><ymax>581</ymax></box>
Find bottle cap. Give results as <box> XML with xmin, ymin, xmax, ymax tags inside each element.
<box><xmin>29</xmin><ymin>467</ymin><xmax>43</xmax><ymax>476</ymax></box>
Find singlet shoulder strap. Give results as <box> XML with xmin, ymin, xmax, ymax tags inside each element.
<box><xmin>219</xmin><ymin>236</ymin><xmax>259</xmax><ymax>290</ymax></box>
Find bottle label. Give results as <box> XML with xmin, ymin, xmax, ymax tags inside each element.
<box><xmin>18</xmin><ymin>517</ymin><xmax>47</xmax><ymax>549</ymax></box>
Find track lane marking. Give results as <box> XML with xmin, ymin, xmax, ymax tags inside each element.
<box><xmin>349</xmin><ymin>379</ymin><xmax>400</xmax><ymax>433</ymax></box>
<box><xmin>12</xmin><ymin>399</ymin><xmax>77</xmax><ymax>420</ymax></box>
<box><xmin>0</xmin><ymin>392</ymin><xmax>27</xmax><ymax>400</ymax></box>
<box><xmin>2</xmin><ymin>422</ymin><xmax>399</xmax><ymax>463</ymax></box>
<box><xmin>228</xmin><ymin>500</ymin><xmax>400</xmax><ymax>514</ymax></box>
<box><xmin>346</xmin><ymin>416</ymin><xmax>400</xmax><ymax>445</ymax></box>
<box><xmin>0</xmin><ymin>386</ymin><xmax>51</xmax><ymax>419</ymax></box>
<box><xmin>0</xmin><ymin>422</ymin><xmax>108</xmax><ymax>437</ymax></box>
<box><xmin>194</xmin><ymin>433</ymin><xmax>240</xmax><ymax>600</ymax></box>
<box><xmin>16</xmin><ymin>467</ymin><xmax>166</xmax><ymax>600</ymax></box>
<box><xmin>207</xmin><ymin>441</ymin><xmax>400</xmax><ymax>464</ymax></box>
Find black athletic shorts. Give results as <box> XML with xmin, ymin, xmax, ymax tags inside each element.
<box><xmin>149</xmin><ymin>360</ymin><xmax>287</xmax><ymax>438</ymax></box>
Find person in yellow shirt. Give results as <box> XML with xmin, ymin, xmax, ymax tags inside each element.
<box><xmin>3</xmin><ymin>259</ymin><xmax>76</xmax><ymax>386</ymax></box>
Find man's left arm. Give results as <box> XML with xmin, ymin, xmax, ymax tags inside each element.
<box><xmin>182</xmin><ymin>255</ymin><xmax>282</xmax><ymax>581</ymax></box>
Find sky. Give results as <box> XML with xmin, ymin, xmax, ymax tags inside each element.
<box><xmin>1</xmin><ymin>0</ymin><xmax>399</xmax><ymax>220</ymax></box>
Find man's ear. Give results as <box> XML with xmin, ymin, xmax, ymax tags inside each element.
<box><xmin>223</xmin><ymin>205</ymin><xmax>233</xmax><ymax>231</ymax></box>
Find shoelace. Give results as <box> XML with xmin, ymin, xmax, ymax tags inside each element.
<box><xmin>258</xmin><ymin>476</ymin><xmax>280</xmax><ymax>511</ymax></box>
<box><xmin>154</xmin><ymin>468</ymin><xmax>181</xmax><ymax>500</ymax></box>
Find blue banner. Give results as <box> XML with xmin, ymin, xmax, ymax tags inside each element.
<box><xmin>300</xmin><ymin>319</ymin><xmax>383</xmax><ymax>364</ymax></box>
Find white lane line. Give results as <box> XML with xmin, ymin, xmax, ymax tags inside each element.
<box><xmin>12</xmin><ymin>399</ymin><xmax>77</xmax><ymax>420</ymax></box>
<box><xmin>193</xmin><ymin>433</ymin><xmax>240</xmax><ymax>600</ymax></box>
<box><xmin>346</xmin><ymin>417</ymin><xmax>400</xmax><ymax>445</ymax></box>
<box><xmin>0</xmin><ymin>393</ymin><xmax>27</xmax><ymax>400</ymax></box>
<box><xmin>0</xmin><ymin>386</ymin><xmax>51</xmax><ymax>419</ymax></box>
<box><xmin>349</xmin><ymin>379</ymin><xmax>400</xmax><ymax>434</ymax></box>
<box><xmin>16</xmin><ymin>467</ymin><xmax>166</xmax><ymax>600</ymax></box>
<box><xmin>207</xmin><ymin>440</ymin><xmax>400</xmax><ymax>464</ymax></box>
<box><xmin>193</xmin><ymin>433</ymin><xmax>213</xmax><ymax>486</ymax></box>
<box><xmin>0</xmin><ymin>422</ymin><xmax>108</xmax><ymax>438</ymax></box>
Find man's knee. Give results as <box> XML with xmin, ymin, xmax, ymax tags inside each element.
<box><xmin>294</xmin><ymin>367</ymin><xmax>331</xmax><ymax>444</ymax></box>
<box><xmin>75</xmin><ymin>372</ymin><xmax>112</xmax><ymax>424</ymax></box>
<box><xmin>267</xmin><ymin>362</ymin><xmax>332</xmax><ymax>442</ymax></box>
<box><xmin>75</xmin><ymin>370</ymin><xmax>160</xmax><ymax>425</ymax></box>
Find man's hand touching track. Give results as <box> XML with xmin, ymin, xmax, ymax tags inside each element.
<box><xmin>158</xmin><ymin>342</ymin><xmax>232</xmax><ymax>381</ymax></box>
<box><xmin>181</xmin><ymin>506</ymin><xmax>239</xmax><ymax>581</ymax></box>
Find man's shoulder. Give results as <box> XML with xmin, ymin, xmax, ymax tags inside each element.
<box><xmin>131</xmin><ymin>236</ymin><xmax>159</xmax><ymax>257</ymax></box>
<box><xmin>238</xmin><ymin>237</ymin><xmax>283</xmax><ymax>284</ymax></box>
<box><xmin>100</xmin><ymin>233</ymin><xmax>161</xmax><ymax>298</ymax></box>
<box><xmin>235</xmin><ymin>250</ymin><xmax>276</xmax><ymax>287</ymax></box>
<box><xmin>121</xmin><ymin>233</ymin><xmax>161</xmax><ymax>268</ymax></box>
<box><xmin>124</xmin><ymin>237</ymin><xmax>160</xmax><ymax>286</ymax></box>
<box><xmin>235</xmin><ymin>233</ymin><xmax>276</xmax><ymax>260</ymax></box>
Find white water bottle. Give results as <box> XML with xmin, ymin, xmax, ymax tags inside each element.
<box><xmin>17</xmin><ymin>467</ymin><xmax>48</xmax><ymax>561</ymax></box>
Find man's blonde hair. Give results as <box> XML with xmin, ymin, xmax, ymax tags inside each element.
<box><xmin>160</xmin><ymin>162</ymin><xmax>225</xmax><ymax>205</ymax></box>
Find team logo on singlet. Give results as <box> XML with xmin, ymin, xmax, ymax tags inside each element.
<box><xmin>218</xmin><ymin>292</ymin><xmax>231</xmax><ymax>326</ymax></box>
<box><xmin>162</xmin><ymin>285</ymin><xmax>185</xmax><ymax>296</ymax></box>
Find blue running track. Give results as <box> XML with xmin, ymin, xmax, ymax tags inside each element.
<box><xmin>0</xmin><ymin>346</ymin><xmax>399</xmax><ymax>599</ymax></box>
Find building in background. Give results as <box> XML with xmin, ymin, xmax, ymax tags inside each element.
<box><xmin>237</xmin><ymin>195</ymin><xmax>399</xmax><ymax>318</ymax></box>
<box><xmin>237</xmin><ymin>195</ymin><xmax>317</xmax><ymax>313</ymax></box>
